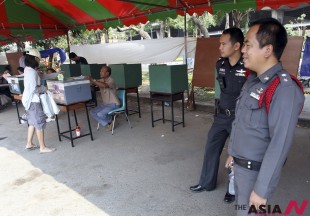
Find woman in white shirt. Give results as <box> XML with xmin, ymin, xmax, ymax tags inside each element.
<box><xmin>22</xmin><ymin>49</ymin><xmax>56</xmax><ymax>153</ymax></box>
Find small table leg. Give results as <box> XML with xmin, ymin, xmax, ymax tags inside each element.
<box><xmin>182</xmin><ymin>93</ymin><xmax>185</xmax><ymax>127</ymax></box>
<box><xmin>67</xmin><ymin>111</ymin><xmax>74</xmax><ymax>147</ymax></box>
<box><xmin>84</xmin><ymin>103</ymin><xmax>93</xmax><ymax>140</ymax></box>
<box><xmin>171</xmin><ymin>96</ymin><xmax>174</xmax><ymax>132</ymax></box>
<box><xmin>55</xmin><ymin>115</ymin><xmax>61</xmax><ymax>141</ymax></box>
<box><xmin>15</xmin><ymin>100</ymin><xmax>21</xmax><ymax>124</ymax></box>
<box><xmin>136</xmin><ymin>90</ymin><xmax>141</xmax><ymax>118</ymax></box>
<box><xmin>73</xmin><ymin>110</ymin><xmax>78</xmax><ymax>126</ymax></box>
<box><xmin>162</xmin><ymin>101</ymin><xmax>165</xmax><ymax>123</ymax></box>
<box><xmin>151</xmin><ymin>97</ymin><xmax>154</xmax><ymax>127</ymax></box>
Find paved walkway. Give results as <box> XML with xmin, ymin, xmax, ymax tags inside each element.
<box><xmin>0</xmin><ymin>97</ymin><xmax>309</xmax><ymax>216</ymax></box>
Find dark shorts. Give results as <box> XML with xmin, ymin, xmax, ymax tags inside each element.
<box><xmin>27</xmin><ymin>102</ymin><xmax>46</xmax><ymax>130</ymax></box>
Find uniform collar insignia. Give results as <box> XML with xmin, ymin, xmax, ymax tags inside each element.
<box><xmin>235</xmin><ymin>69</ymin><xmax>246</xmax><ymax>77</ymax></box>
<box><xmin>256</xmin><ymin>88</ymin><xmax>264</xmax><ymax>94</ymax></box>
<box><xmin>263</xmin><ymin>76</ymin><xmax>270</xmax><ymax>81</ymax></box>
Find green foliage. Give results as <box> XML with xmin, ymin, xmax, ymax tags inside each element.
<box><xmin>285</xmin><ymin>14</ymin><xmax>309</xmax><ymax>37</ymax></box>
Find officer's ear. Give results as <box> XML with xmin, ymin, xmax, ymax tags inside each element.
<box><xmin>234</xmin><ymin>42</ymin><xmax>241</xmax><ymax>51</ymax></box>
<box><xmin>263</xmin><ymin>44</ymin><xmax>273</xmax><ymax>58</ymax></box>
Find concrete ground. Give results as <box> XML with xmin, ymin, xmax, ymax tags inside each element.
<box><xmin>0</xmin><ymin>93</ymin><xmax>309</xmax><ymax>216</ymax></box>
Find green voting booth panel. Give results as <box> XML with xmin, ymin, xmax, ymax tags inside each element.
<box><xmin>110</xmin><ymin>64</ymin><xmax>142</xmax><ymax>88</ymax></box>
<box><xmin>61</xmin><ymin>64</ymin><xmax>82</xmax><ymax>78</ymax></box>
<box><xmin>149</xmin><ymin>64</ymin><xmax>188</xmax><ymax>93</ymax></box>
<box><xmin>0</xmin><ymin>65</ymin><xmax>9</xmax><ymax>73</ymax></box>
<box><xmin>80</xmin><ymin>64</ymin><xmax>106</xmax><ymax>79</ymax></box>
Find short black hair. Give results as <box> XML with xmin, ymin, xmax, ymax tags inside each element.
<box><xmin>222</xmin><ymin>27</ymin><xmax>244</xmax><ymax>48</ymax></box>
<box><xmin>69</xmin><ymin>52</ymin><xmax>77</xmax><ymax>59</ymax></box>
<box><xmin>17</xmin><ymin>67</ymin><xmax>24</xmax><ymax>72</ymax></box>
<box><xmin>25</xmin><ymin>54</ymin><xmax>39</xmax><ymax>69</ymax></box>
<box><xmin>250</xmin><ymin>18</ymin><xmax>287</xmax><ymax>60</ymax></box>
<box><xmin>4</xmin><ymin>65</ymin><xmax>11</xmax><ymax>72</ymax></box>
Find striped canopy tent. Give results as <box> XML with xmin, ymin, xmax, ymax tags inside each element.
<box><xmin>0</xmin><ymin>0</ymin><xmax>309</xmax><ymax>45</ymax></box>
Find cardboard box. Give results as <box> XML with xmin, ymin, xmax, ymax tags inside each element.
<box><xmin>80</xmin><ymin>64</ymin><xmax>106</xmax><ymax>79</ymax></box>
<box><xmin>6</xmin><ymin>76</ymin><xmax>24</xmax><ymax>95</ymax></box>
<box><xmin>149</xmin><ymin>64</ymin><xmax>188</xmax><ymax>93</ymax></box>
<box><xmin>110</xmin><ymin>64</ymin><xmax>142</xmax><ymax>88</ymax></box>
<box><xmin>60</xmin><ymin>64</ymin><xmax>82</xmax><ymax>78</ymax></box>
<box><xmin>46</xmin><ymin>79</ymin><xmax>91</xmax><ymax>105</ymax></box>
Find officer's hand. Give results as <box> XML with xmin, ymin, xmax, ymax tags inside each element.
<box><xmin>225</xmin><ymin>155</ymin><xmax>233</xmax><ymax>169</ymax></box>
<box><xmin>249</xmin><ymin>191</ymin><xmax>267</xmax><ymax>210</ymax></box>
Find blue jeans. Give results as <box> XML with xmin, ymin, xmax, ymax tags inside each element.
<box><xmin>90</xmin><ymin>103</ymin><xmax>120</xmax><ymax>126</ymax></box>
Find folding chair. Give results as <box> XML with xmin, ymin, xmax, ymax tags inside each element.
<box><xmin>97</xmin><ymin>89</ymin><xmax>132</xmax><ymax>134</ymax></box>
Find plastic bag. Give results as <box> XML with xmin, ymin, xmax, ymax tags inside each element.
<box><xmin>39</xmin><ymin>90</ymin><xmax>60</xmax><ymax>118</ymax></box>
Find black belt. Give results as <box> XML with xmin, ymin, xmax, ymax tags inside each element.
<box><xmin>233</xmin><ymin>157</ymin><xmax>261</xmax><ymax>171</ymax></box>
<box><xmin>218</xmin><ymin>107</ymin><xmax>235</xmax><ymax>116</ymax></box>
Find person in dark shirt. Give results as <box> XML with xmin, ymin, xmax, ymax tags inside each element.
<box><xmin>69</xmin><ymin>52</ymin><xmax>88</xmax><ymax>64</ymax></box>
<box><xmin>190</xmin><ymin>28</ymin><xmax>246</xmax><ymax>204</ymax></box>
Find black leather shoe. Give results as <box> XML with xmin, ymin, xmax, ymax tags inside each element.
<box><xmin>224</xmin><ymin>192</ymin><xmax>235</xmax><ymax>203</ymax></box>
<box><xmin>189</xmin><ymin>184</ymin><xmax>207</xmax><ymax>193</ymax></box>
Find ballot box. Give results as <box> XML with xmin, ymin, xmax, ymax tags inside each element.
<box><xmin>46</xmin><ymin>79</ymin><xmax>91</xmax><ymax>105</ymax></box>
<box><xmin>7</xmin><ymin>76</ymin><xmax>24</xmax><ymax>95</ymax></box>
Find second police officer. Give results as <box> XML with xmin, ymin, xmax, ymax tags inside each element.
<box><xmin>190</xmin><ymin>27</ymin><xmax>248</xmax><ymax>203</ymax></box>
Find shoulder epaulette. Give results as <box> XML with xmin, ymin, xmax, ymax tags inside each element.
<box><xmin>258</xmin><ymin>74</ymin><xmax>304</xmax><ymax>113</ymax></box>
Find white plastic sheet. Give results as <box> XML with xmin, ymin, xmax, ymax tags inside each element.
<box><xmin>71</xmin><ymin>37</ymin><xmax>197</xmax><ymax>64</ymax></box>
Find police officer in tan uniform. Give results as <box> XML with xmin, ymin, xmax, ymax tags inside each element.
<box><xmin>227</xmin><ymin>18</ymin><xmax>305</xmax><ymax>215</ymax></box>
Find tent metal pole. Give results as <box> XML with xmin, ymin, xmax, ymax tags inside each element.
<box><xmin>66</xmin><ymin>30</ymin><xmax>72</xmax><ymax>64</ymax></box>
<box><xmin>184</xmin><ymin>9</ymin><xmax>188</xmax><ymax>65</ymax></box>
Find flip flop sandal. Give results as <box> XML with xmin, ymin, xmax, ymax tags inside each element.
<box><xmin>25</xmin><ymin>146</ymin><xmax>39</xmax><ymax>150</ymax></box>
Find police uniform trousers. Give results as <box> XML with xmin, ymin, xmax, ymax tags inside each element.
<box><xmin>198</xmin><ymin>113</ymin><xmax>234</xmax><ymax>190</ymax></box>
<box><xmin>234</xmin><ymin>164</ymin><xmax>260</xmax><ymax>216</ymax></box>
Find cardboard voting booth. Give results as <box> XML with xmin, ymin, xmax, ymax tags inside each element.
<box><xmin>60</xmin><ymin>64</ymin><xmax>82</xmax><ymax>78</ymax></box>
<box><xmin>110</xmin><ymin>64</ymin><xmax>142</xmax><ymax>88</ymax></box>
<box><xmin>80</xmin><ymin>64</ymin><xmax>106</xmax><ymax>79</ymax></box>
<box><xmin>149</xmin><ymin>64</ymin><xmax>188</xmax><ymax>93</ymax></box>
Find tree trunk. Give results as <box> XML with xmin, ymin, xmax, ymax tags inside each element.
<box><xmin>167</xmin><ymin>26</ymin><xmax>171</xmax><ymax>38</ymax></box>
<box><xmin>16</xmin><ymin>42</ymin><xmax>25</xmax><ymax>52</ymax></box>
<box><xmin>158</xmin><ymin>21</ymin><xmax>165</xmax><ymax>38</ymax></box>
<box><xmin>104</xmin><ymin>30</ymin><xmax>109</xmax><ymax>43</ymax></box>
<box><xmin>232</xmin><ymin>10</ymin><xmax>241</xmax><ymax>28</ymax></box>
<box><xmin>95</xmin><ymin>30</ymin><xmax>102</xmax><ymax>44</ymax></box>
<box><xmin>117</xmin><ymin>23</ymin><xmax>151</xmax><ymax>40</ymax></box>
<box><xmin>191</xmin><ymin>15</ymin><xmax>209</xmax><ymax>38</ymax></box>
<box><xmin>225</xmin><ymin>13</ymin><xmax>230</xmax><ymax>29</ymax></box>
